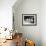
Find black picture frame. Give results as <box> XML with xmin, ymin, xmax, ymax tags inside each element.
<box><xmin>22</xmin><ymin>14</ymin><xmax>37</xmax><ymax>26</ymax></box>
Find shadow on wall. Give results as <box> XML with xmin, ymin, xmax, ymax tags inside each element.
<box><xmin>12</xmin><ymin>0</ymin><xmax>24</xmax><ymax>10</ymax></box>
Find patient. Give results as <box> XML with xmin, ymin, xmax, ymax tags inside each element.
<box><xmin>15</xmin><ymin>33</ymin><xmax>22</xmax><ymax>46</ymax></box>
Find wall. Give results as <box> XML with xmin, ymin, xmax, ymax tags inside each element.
<box><xmin>13</xmin><ymin>0</ymin><xmax>41</xmax><ymax>46</ymax></box>
<box><xmin>41</xmin><ymin>0</ymin><xmax>46</xmax><ymax>46</ymax></box>
<box><xmin>0</xmin><ymin>0</ymin><xmax>16</xmax><ymax>30</ymax></box>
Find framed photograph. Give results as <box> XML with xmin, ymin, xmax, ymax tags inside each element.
<box><xmin>22</xmin><ymin>14</ymin><xmax>37</xmax><ymax>26</ymax></box>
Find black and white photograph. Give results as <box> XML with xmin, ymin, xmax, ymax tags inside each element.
<box><xmin>22</xmin><ymin>14</ymin><xmax>37</xmax><ymax>26</ymax></box>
